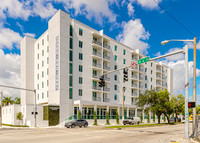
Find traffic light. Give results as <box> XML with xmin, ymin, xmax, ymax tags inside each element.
<box><xmin>188</xmin><ymin>102</ymin><xmax>195</xmax><ymax>108</ymax></box>
<box><xmin>99</xmin><ymin>76</ymin><xmax>105</xmax><ymax>87</ymax></box>
<box><xmin>123</xmin><ymin>69</ymin><xmax>128</xmax><ymax>82</ymax></box>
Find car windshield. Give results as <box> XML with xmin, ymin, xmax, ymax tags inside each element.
<box><xmin>127</xmin><ymin>117</ymin><xmax>132</xmax><ymax>119</ymax></box>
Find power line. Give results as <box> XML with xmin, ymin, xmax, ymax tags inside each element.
<box><xmin>153</xmin><ymin>0</ymin><xmax>196</xmax><ymax>37</ymax></box>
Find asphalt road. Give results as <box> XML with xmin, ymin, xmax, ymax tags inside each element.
<box><xmin>0</xmin><ymin>124</ymin><xmax>193</xmax><ymax>143</ymax></box>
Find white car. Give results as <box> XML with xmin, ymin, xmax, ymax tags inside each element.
<box><xmin>123</xmin><ymin>117</ymin><xmax>140</xmax><ymax>125</ymax></box>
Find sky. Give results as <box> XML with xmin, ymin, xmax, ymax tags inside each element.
<box><xmin>0</xmin><ymin>0</ymin><xmax>200</xmax><ymax>103</ymax></box>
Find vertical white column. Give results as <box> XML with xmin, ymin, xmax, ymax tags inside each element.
<box><xmin>135</xmin><ymin>108</ymin><xmax>137</xmax><ymax>117</ymax></box>
<box><xmin>94</xmin><ymin>104</ymin><xmax>97</xmax><ymax>112</ymax></box>
<box><xmin>127</xmin><ymin>107</ymin><xmax>129</xmax><ymax>117</ymax></box>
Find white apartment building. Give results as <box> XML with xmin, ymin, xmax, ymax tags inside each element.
<box><xmin>3</xmin><ymin>10</ymin><xmax>173</xmax><ymax>126</ymax></box>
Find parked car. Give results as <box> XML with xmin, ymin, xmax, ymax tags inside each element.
<box><xmin>169</xmin><ymin>117</ymin><xmax>181</xmax><ymax>122</ymax></box>
<box><xmin>123</xmin><ymin>117</ymin><xmax>140</xmax><ymax>125</ymax></box>
<box><xmin>65</xmin><ymin>119</ymin><xmax>88</xmax><ymax>128</ymax></box>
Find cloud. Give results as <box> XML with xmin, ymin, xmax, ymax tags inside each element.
<box><xmin>185</xmin><ymin>40</ymin><xmax>200</xmax><ymax>50</ymax></box>
<box><xmin>57</xmin><ymin>0</ymin><xmax>117</xmax><ymax>25</ymax></box>
<box><xmin>0</xmin><ymin>27</ymin><xmax>22</xmax><ymax>49</ymax></box>
<box><xmin>0</xmin><ymin>49</ymin><xmax>20</xmax><ymax>99</ymax></box>
<box><xmin>23</xmin><ymin>33</ymin><xmax>36</xmax><ymax>38</ymax></box>
<box><xmin>127</xmin><ymin>3</ymin><xmax>135</xmax><ymax>17</ymax></box>
<box><xmin>156</xmin><ymin>48</ymin><xmax>184</xmax><ymax>61</ymax></box>
<box><xmin>116</xmin><ymin>19</ymin><xmax>150</xmax><ymax>54</ymax></box>
<box><xmin>135</xmin><ymin>0</ymin><xmax>162</xmax><ymax>10</ymax></box>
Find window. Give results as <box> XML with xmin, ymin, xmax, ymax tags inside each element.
<box><xmin>114</xmin><ymin>75</ymin><xmax>117</xmax><ymax>81</ymax></box>
<box><xmin>114</xmin><ymin>85</ymin><xmax>117</xmax><ymax>90</ymax></box>
<box><xmin>145</xmin><ymin>68</ymin><xmax>147</xmax><ymax>72</ymax></box>
<box><xmin>38</xmin><ymin>54</ymin><xmax>39</xmax><ymax>59</ymax></box>
<box><xmin>115</xmin><ymin>45</ymin><xmax>117</xmax><ymax>51</ymax></box>
<box><xmin>42</xmin><ymin>50</ymin><xmax>44</xmax><ymax>56</ymax></box>
<box><xmin>79</xmin><ymin>41</ymin><xmax>83</xmax><ymax>48</ymax></box>
<box><xmin>151</xmin><ymin>70</ymin><xmax>153</xmax><ymax>74</ymax></box>
<box><xmin>151</xmin><ymin>85</ymin><xmax>152</xmax><ymax>89</ymax></box>
<box><xmin>70</xmin><ymin>38</ymin><xmax>73</xmax><ymax>49</ymax></box>
<box><xmin>92</xmin><ymin>92</ymin><xmax>97</xmax><ymax>98</ymax></box>
<box><xmin>47</xmin><ymin>46</ymin><xmax>49</xmax><ymax>53</ymax></box>
<box><xmin>123</xmin><ymin>59</ymin><xmax>126</xmax><ymax>64</ymax></box>
<box><xmin>123</xmin><ymin>49</ymin><xmax>126</xmax><ymax>55</ymax></box>
<box><xmin>124</xmin><ymin>96</ymin><xmax>125</xmax><ymax>101</ymax></box>
<box><xmin>42</xmin><ymin>71</ymin><xmax>44</xmax><ymax>77</ymax></box>
<box><xmin>70</xmin><ymin>25</ymin><xmax>73</xmax><ymax>37</ymax></box>
<box><xmin>47</xmin><ymin>80</ymin><xmax>49</xmax><ymax>86</ymax></box>
<box><xmin>79</xmin><ymin>89</ymin><xmax>82</xmax><ymax>96</ymax></box>
<box><xmin>151</xmin><ymin>62</ymin><xmax>153</xmax><ymax>67</ymax></box>
<box><xmin>47</xmin><ymin>57</ymin><xmax>49</xmax><ymax>64</ymax></box>
<box><xmin>38</xmin><ymin>43</ymin><xmax>39</xmax><ymax>49</ymax></box>
<box><xmin>114</xmin><ymin>94</ymin><xmax>117</xmax><ymax>100</ymax></box>
<box><xmin>37</xmin><ymin>84</ymin><xmax>39</xmax><ymax>90</ymax></box>
<box><xmin>79</xmin><ymin>77</ymin><xmax>83</xmax><ymax>84</ymax></box>
<box><xmin>47</xmin><ymin>69</ymin><xmax>49</xmax><ymax>75</ymax></box>
<box><xmin>42</xmin><ymin>82</ymin><xmax>44</xmax><ymax>88</ymax></box>
<box><xmin>47</xmin><ymin>91</ymin><xmax>48</xmax><ymax>97</ymax></box>
<box><xmin>69</xmin><ymin>63</ymin><xmax>73</xmax><ymax>74</ymax></box>
<box><xmin>79</xmin><ymin>28</ymin><xmax>83</xmax><ymax>36</ymax></box>
<box><xmin>42</xmin><ymin>61</ymin><xmax>44</xmax><ymax>67</ymax></box>
<box><xmin>114</xmin><ymin>65</ymin><xmax>117</xmax><ymax>70</ymax></box>
<box><xmin>42</xmin><ymin>39</ymin><xmax>44</xmax><ymax>45</ymax></box>
<box><xmin>69</xmin><ymin>76</ymin><xmax>73</xmax><ymax>86</ymax></box>
<box><xmin>79</xmin><ymin>65</ymin><xmax>83</xmax><ymax>72</ymax></box>
<box><xmin>115</xmin><ymin>55</ymin><xmax>117</xmax><ymax>61</ymax></box>
<box><xmin>145</xmin><ymin>75</ymin><xmax>147</xmax><ymax>80</ymax></box>
<box><xmin>79</xmin><ymin>53</ymin><xmax>83</xmax><ymax>60</ymax></box>
<box><xmin>145</xmin><ymin>83</ymin><xmax>147</xmax><ymax>88</ymax></box>
<box><xmin>69</xmin><ymin>50</ymin><xmax>73</xmax><ymax>61</ymax></box>
<box><xmin>37</xmin><ymin>74</ymin><xmax>39</xmax><ymax>80</ymax></box>
<box><xmin>93</xmin><ymin>70</ymin><xmax>97</xmax><ymax>76</ymax></box>
<box><xmin>47</xmin><ymin>35</ymin><xmax>49</xmax><ymax>41</ymax></box>
<box><xmin>37</xmin><ymin>64</ymin><xmax>39</xmax><ymax>70</ymax></box>
<box><xmin>151</xmin><ymin>78</ymin><xmax>152</xmax><ymax>82</ymax></box>
<box><xmin>38</xmin><ymin>94</ymin><xmax>39</xmax><ymax>100</ymax></box>
<box><xmin>69</xmin><ymin>88</ymin><xmax>73</xmax><ymax>99</ymax></box>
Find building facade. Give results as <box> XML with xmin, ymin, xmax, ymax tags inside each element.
<box><xmin>4</xmin><ymin>10</ymin><xmax>173</xmax><ymax>126</ymax></box>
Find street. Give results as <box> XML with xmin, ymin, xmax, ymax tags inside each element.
<box><xmin>0</xmin><ymin>124</ymin><xmax>193</xmax><ymax>143</ymax></box>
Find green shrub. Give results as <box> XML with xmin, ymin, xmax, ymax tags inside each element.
<box><xmin>140</xmin><ymin>113</ymin><xmax>143</xmax><ymax>123</ymax></box>
<box><xmin>16</xmin><ymin>112</ymin><xmax>23</xmax><ymax>125</ymax></box>
<box><xmin>93</xmin><ymin>111</ymin><xmax>97</xmax><ymax>125</ymax></box>
<box><xmin>147</xmin><ymin>112</ymin><xmax>150</xmax><ymax>123</ymax></box>
<box><xmin>153</xmin><ymin>113</ymin><xmax>155</xmax><ymax>123</ymax></box>
<box><xmin>116</xmin><ymin>110</ymin><xmax>119</xmax><ymax>124</ymax></box>
<box><xmin>78</xmin><ymin>110</ymin><xmax>82</xmax><ymax>119</ymax></box>
<box><xmin>106</xmin><ymin>112</ymin><xmax>110</xmax><ymax>125</ymax></box>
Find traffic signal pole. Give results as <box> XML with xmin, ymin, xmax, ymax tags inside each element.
<box><xmin>122</xmin><ymin>87</ymin><xmax>124</xmax><ymax>120</ymax></box>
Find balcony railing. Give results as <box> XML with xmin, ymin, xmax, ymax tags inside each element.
<box><xmin>139</xmin><ymin>85</ymin><xmax>143</xmax><ymax>88</ymax></box>
<box><xmin>103</xmin><ymin>87</ymin><xmax>110</xmax><ymax>92</ymax></box>
<box><xmin>92</xmin><ymin>74</ymin><xmax>99</xmax><ymax>79</ymax></box>
<box><xmin>131</xmin><ymin>75</ymin><xmax>138</xmax><ymax>79</ymax></box>
<box><xmin>132</xmin><ymin>84</ymin><xmax>137</xmax><ymax>88</ymax></box>
<box><xmin>132</xmin><ymin>57</ymin><xmax>138</xmax><ymax>61</ymax></box>
<box><xmin>92</xmin><ymin>40</ymin><xmax>102</xmax><ymax>46</ymax></box>
<box><xmin>103</xmin><ymin>55</ymin><xmax>110</xmax><ymax>60</ymax></box>
<box><xmin>92</xmin><ymin>86</ymin><xmax>101</xmax><ymax>91</ymax></box>
<box><xmin>139</xmin><ymin>76</ymin><xmax>143</xmax><ymax>80</ymax></box>
<box><xmin>92</xmin><ymin>97</ymin><xmax>101</xmax><ymax>101</ymax></box>
<box><xmin>156</xmin><ymin>75</ymin><xmax>161</xmax><ymax>78</ymax></box>
<box><xmin>104</xmin><ymin>76</ymin><xmax>110</xmax><ymax>81</ymax></box>
<box><xmin>103</xmin><ymin>44</ymin><xmax>111</xmax><ymax>50</ymax></box>
<box><xmin>92</xmin><ymin>51</ymin><xmax>102</xmax><ymax>57</ymax></box>
<box><xmin>103</xmin><ymin>66</ymin><xmax>110</xmax><ymax>71</ymax></box>
<box><xmin>103</xmin><ymin>98</ymin><xmax>110</xmax><ymax>102</ymax></box>
<box><xmin>132</xmin><ymin>92</ymin><xmax>137</xmax><ymax>96</ymax></box>
<box><xmin>156</xmin><ymin>68</ymin><xmax>161</xmax><ymax>72</ymax></box>
<box><xmin>92</xmin><ymin>63</ymin><xmax>102</xmax><ymax>68</ymax></box>
<box><xmin>131</xmin><ymin>101</ymin><xmax>136</xmax><ymax>105</ymax></box>
<box><xmin>139</xmin><ymin>68</ymin><xmax>143</xmax><ymax>72</ymax></box>
<box><xmin>156</xmin><ymin>83</ymin><xmax>162</xmax><ymax>86</ymax></box>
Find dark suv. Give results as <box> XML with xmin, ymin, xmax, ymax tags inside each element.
<box><xmin>65</xmin><ymin>119</ymin><xmax>88</xmax><ymax>128</ymax></box>
<box><xmin>169</xmin><ymin>117</ymin><xmax>181</xmax><ymax>122</ymax></box>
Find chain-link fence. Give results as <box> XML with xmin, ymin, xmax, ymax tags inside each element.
<box><xmin>194</xmin><ymin>115</ymin><xmax>200</xmax><ymax>138</ymax></box>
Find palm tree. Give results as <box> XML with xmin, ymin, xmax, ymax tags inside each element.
<box><xmin>2</xmin><ymin>97</ymin><xmax>14</xmax><ymax>106</ymax></box>
<box><xmin>14</xmin><ymin>97</ymin><xmax>20</xmax><ymax>104</ymax></box>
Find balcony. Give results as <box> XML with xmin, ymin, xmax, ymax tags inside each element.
<box><xmin>92</xmin><ymin>63</ymin><xmax>102</xmax><ymax>68</ymax></box>
<box><xmin>92</xmin><ymin>86</ymin><xmax>101</xmax><ymax>91</ymax></box>
<box><xmin>92</xmin><ymin>74</ymin><xmax>99</xmax><ymax>79</ymax></box>
<box><xmin>132</xmin><ymin>57</ymin><xmax>138</xmax><ymax>61</ymax></box>
<box><xmin>104</xmin><ymin>76</ymin><xmax>110</xmax><ymax>81</ymax></box>
<box><xmin>132</xmin><ymin>92</ymin><xmax>137</xmax><ymax>96</ymax></box>
<box><xmin>92</xmin><ymin>97</ymin><xmax>101</xmax><ymax>101</ymax></box>
<box><xmin>139</xmin><ymin>68</ymin><xmax>143</xmax><ymax>72</ymax></box>
<box><xmin>156</xmin><ymin>68</ymin><xmax>161</xmax><ymax>72</ymax></box>
<box><xmin>103</xmin><ymin>44</ymin><xmax>111</xmax><ymax>50</ymax></box>
<box><xmin>92</xmin><ymin>40</ymin><xmax>102</xmax><ymax>46</ymax></box>
<box><xmin>139</xmin><ymin>76</ymin><xmax>143</xmax><ymax>80</ymax></box>
<box><xmin>156</xmin><ymin>75</ymin><xmax>161</xmax><ymax>78</ymax></box>
<box><xmin>132</xmin><ymin>84</ymin><xmax>137</xmax><ymax>88</ymax></box>
<box><xmin>92</xmin><ymin>51</ymin><xmax>102</xmax><ymax>57</ymax></box>
<box><xmin>103</xmin><ymin>98</ymin><xmax>110</xmax><ymax>102</ymax></box>
<box><xmin>156</xmin><ymin>83</ymin><xmax>162</xmax><ymax>86</ymax></box>
<box><xmin>103</xmin><ymin>55</ymin><xmax>110</xmax><ymax>60</ymax></box>
<box><xmin>131</xmin><ymin>75</ymin><xmax>138</xmax><ymax>79</ymax></box>
<box><xmin>139</xmin><ymin>85</ymin><xmax>143</xmax><ymax>88</ymax></box>
<box><xmin>103</xmin><ymin>87</ymin><xmax>110</xmax><ymax>92</ymax></box>
<box><xmin>103</xmin><ymin>66</ymin><xmax>110</xmax><ymax>71</ymax></box>
<box><xmin>131</xmin><ymin>101</ymin><xmax>136</xmax><ymax>105</ymax></box>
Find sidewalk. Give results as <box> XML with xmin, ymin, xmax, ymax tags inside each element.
<box><xmin>160</xmin><ymin>134</ymin><xmax>198</xmax><ymax>143</ymax></box>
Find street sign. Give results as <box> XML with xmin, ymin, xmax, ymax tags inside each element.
<box><xmin>138</xmin><ymin>57</ymin><xmax>150</xmax><ymax>64</ymax></box>
<box><xmin>130</xmin><ymin>61</ymin><xmax>136</xmax><ymax>68</ymax></box>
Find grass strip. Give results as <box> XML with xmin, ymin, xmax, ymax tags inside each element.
<box><xmin>2</xmin><ymin>123</ymin><xmax>29</xmax><ymax>127</ymax></box>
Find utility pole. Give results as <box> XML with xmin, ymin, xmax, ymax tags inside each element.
<box><xmin>0</xmin><ymin>92</ymin><xmax>2</xmax><ymax>127</ymax></box>
<box><xmin>184</xmin><ymin>45</ymin><xmax>189</xmax><ymax>139</ymax></box>
<box><xmin>193</xmin><ymin>37</ymin><xmax>197</xmax><ymax>134</ymax></box>
<box><xmin>122</xmin><ymin>87</ymin><xmax>124</xmax><ymax>120</ymax></box>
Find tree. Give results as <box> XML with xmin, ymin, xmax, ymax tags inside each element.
<box><xmin>171</xmin><ymin>94</ymin><xmax>185</xmax><ymax>122</ymax></box>
<box><xmin>14</xmin><ymin>97</ymin><xmax>20</xmax><ymax>104</ymax></box>
<box><xmin>163</xmin><ymin>115</ymin><xmax>166</xmax><ymax>122</ymax></box>
<box><xmin>16</xmin><ymin>112</ymin><xmax>23</xmax><ymax>125</ymax></box>
<box><xmin>106</xmin><ymin>112</ymin><xmax>110</xmax><ymax>125</ymax></box>
<box><xmin>116</xmin><ymin>110</ymin><xmax>119</xmax><ymax>124</ymax></box>
<box><xmin>153</xmin><ymin>113</ymin><xmax>155</xmax><ymax>123</ymax></box>
<box><xmin>78</xmin><ymin>110</ymin><xmax>82</xmax><ymax>119</ymax></box>
<box><xmin>2</xmin><ymin>97</ymin><xmax>14</xmax><ymax>106</ymax></box>
<box><xmin>140</xmin><ymin>112</ymin><xmax>143</xmax><ymax>123</ymax></box>
<box><xmin>93</xmin><ymin>111</ymin><xmax>97</xmax><ymax>125</ymax></box>
<box><xmin>147</xmin><ymin>112</ymin><xmax>150</xmax><ymax>123</ymax></box>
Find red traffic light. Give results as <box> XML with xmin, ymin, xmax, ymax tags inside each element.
<box><xmin>188</xmin><ymin>102</ymin><xmax>195</xmax><ymax>108</ymax></box>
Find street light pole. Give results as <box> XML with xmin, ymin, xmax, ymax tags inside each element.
<box><xmin>184</xmin><ymin>45</ymin><xmax>189</xmax><ymax>139</ymax></box>
<box><xmin>193</xmin><ymin>37</ymin><xmax>197</xmax><ymax>134</ymax></box>
<box><xmin>122</xmin><ymin>87</ymin><xmax>124</xmax><ymax>120</ymax></box>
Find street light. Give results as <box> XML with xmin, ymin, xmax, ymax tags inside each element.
<box><xmin>161</xmin><ymin>38</ymin><xmax>197</xmax><ymax>136</ymax></box>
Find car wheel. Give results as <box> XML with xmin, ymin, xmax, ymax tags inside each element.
<box><xmin>71</xmin><ymin>124</ymin><xmax>75</xmax><ymax>128</ymax></box>
<box><xmin>124</xmin><ymin>123</ymin><xmax>126</xmax><ymax>125</ymax></box>
<box><xmin>129</xmin><ymin>123</ymin><xmax>132</xmax><ymax>125</ymax></box>
<box><xmin>137</xmin><ymin>121</ymin><xmax>140</xmax><ymax>124</ymax></box>
<box><xmin>84</xmin><ymin>124</ymin><xmax>88</xmax><ymax>128</ymax></box>
<box><xmin>66</xmin><ymin>126</ymin><xmax>70</xmax><ymax>128</ymax></box>
<box><xmin>79</xmin><ymin>126</ymin><xmax>82</xmax><ymax>128</ymax></box>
